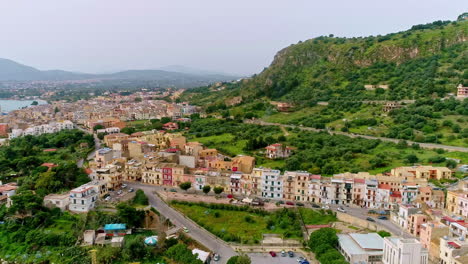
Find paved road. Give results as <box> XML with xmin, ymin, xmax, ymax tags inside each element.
<box><xmin>327</xmin><ymin>205</ymin><xmax>415</xmax><ymax>238</ymax></box>
<box><xmin>248</xmin><ymin>252</ymin><xmax>306</xmax><ymax>264</ymax></box>
<box><xmin>127</xmin><ymin>182</ymin><xmax>237</xmax><ymax>264</ymax></box>
<box><xmin>246</xmin><ymin>120</ymin><xmax>468</xmax><ymax>152</ymax></box>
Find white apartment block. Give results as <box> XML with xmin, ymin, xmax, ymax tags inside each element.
<box><xmin>69</xmin><ymin>182</ymin><xmax>99</xmax><ymax>213</ymax></box>
<box><xmin>260</xmin><ymin>169</ymin><xmax>283</xmax><ymax>199</ymax></box>
<box><xmin>382</xmin><ymin>237</ymin><xmax>428</xmax><ymax>264</ymax></box>
<box><xmin>8</xmin><ymin>120</ymin><xmax>74</xmax><ymax>139</ymax></box>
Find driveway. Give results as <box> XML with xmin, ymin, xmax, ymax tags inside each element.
<box><xmin>127</xmin><ymin>182</ymin><xmax>237</xmax><ymax>264</ymax></box>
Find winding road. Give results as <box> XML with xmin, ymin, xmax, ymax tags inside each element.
<box><xmin>246</xmin><ymin>120</ymin><xmax>468</xmax><ymax>152</ymax></box>
<box><xmin>127</xmin><ymin>182</ymin><xmax>237</xmax><ymax>264</ymax></box>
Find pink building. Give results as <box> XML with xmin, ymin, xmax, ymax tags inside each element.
<box><xmin>408</xmin><ymin>214</ymin><xmax>428</xmax><ymax>236</ymax></box>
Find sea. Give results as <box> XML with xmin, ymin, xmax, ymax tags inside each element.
<box><xmin>0</xmin><ymin>99</ymin><xmax>47</xmax><ymax>113</ymax></box>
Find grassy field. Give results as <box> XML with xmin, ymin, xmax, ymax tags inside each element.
<box><xmin>171</xmin><ymin>202</ymin><xmax>303</xmax><ymax>244</ymax></box>
<box><xmin>298</xmin><ymin>208</ymin><xmax>337</xmax><ymax>225</ymax></box>
<box><xmin>189</xmin><ymin>133</ymin><xmax>248</xmax><ymax>157</ymax></box>
<box><xmin>262</xmin><ymin>106</ymin><xmax>325</xmax><ymax>124</ymax></box>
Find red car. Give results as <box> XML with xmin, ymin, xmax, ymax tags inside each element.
<box><xmin>269</xmin><ymin>251</ymin><xmax>277</xmax><ymax>257</ymax></box>
<box><xmin>286</xmin><ymin>201</ymin><xmax>295</xmax><ymax>206</ymax></box>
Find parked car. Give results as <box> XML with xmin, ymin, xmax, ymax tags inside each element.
<box><xmin>183</xmin><ymin>227</ymin><xmax>189</xmax><ymax>233</ymax></box>
<box><xmin>117</xmin><ymin>190</ymin><xmax>123</xmax><ymax>195</ymax></box>
<box><xmin>128</xmin><ymin>188</ymin><xmax>134</xmax><ymax>192</ymax></box>
<box><xmin>122</xmin><ymin>184</ymin><xmax>127</xmax><ymax>188</ymax></box>
<box><xmin>286</xmin><ymin>201</ymin><xmax>295</xmax><ymax>206</ymax></box>
<box><xmin>281</xmin><ymin>250</ymin><xmax>286</xmax><ymax>257</ymax></box>
<box><xmin>296</xmin><ymin>202</ymin><xmax>304</xmax><ymax>206</ymax></box>
<box><xmin>277</xmin><ymin>200</ymin><xmax>285</xmax><ymax>204</ymax></box>
<box><xmin>288</xmin><ymin>251</ymin><xmax>294</xmax><ymax>257</ymax></box>
<box><xmin>169</xmin><ymin>188</ymin><xmax>177</xmax><ymax>192</ymax></box>
<box><xmin>104</xmin><ymin>196</ymin><xmax>111</xmax><ymax>201</ymax></box>
<box><xmin>366</xmin><ymin>217</ymin><xmax>375</xmax><ymax>222</ymax></box>
<box><xmin>297</xmin><ymin>257</ymin><xmax>305</xmax><ymax>262</ymax></box>
<box><xmin>213</xmin><ymin>254</ymin><xmax>220</xmax><ymax>261</ymax></box>
<box><xmin>269</xmin><ymin>251</ymin><xmax>277</xmax><ymax>257</ymax></box>
<box><xmin>322</xmin><ymin>205</ymin><xmax>330</xmax><ymax>209</ymax></box>
<box><xmin>378</xmin><ymin>216</ymin><xmax>388</xmax><ymax>220</ymax></box>
<box><xmin>337</xmin><ymin>207</ymin><xmax>346</xmax><ymax>213</ymax></box>
<box><xmin>311</xmin><ymin>203</ymin><xmax>320</xmax><ymax>208</ymax></box>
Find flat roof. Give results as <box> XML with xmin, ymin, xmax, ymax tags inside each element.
<box><xmin>349</xmin><ymin>233</ymin><xmax>384</xmax><ymax>250</ymax></box>
<box><xmin>104</xmin><ymin>224</ymin><xmax>126</xmax><ymax>231</ymax></box>
<box><xmin>339</xmin><ymin>233</ymin><xmax>384</xmax><ymax>256</ymax></box>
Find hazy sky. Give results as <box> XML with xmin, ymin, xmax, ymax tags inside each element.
<box><xmin>0</xmin><ymin>1</ymin><xmax>465</xmax><ymax>75</ymax></box>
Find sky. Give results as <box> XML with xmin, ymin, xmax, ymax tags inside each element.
<box><xmin>0</xmin><ymin>1</ymin><xmax>465</xmax><ymax>76</ymax></box>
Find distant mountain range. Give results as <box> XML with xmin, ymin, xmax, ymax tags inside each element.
<box><xmin>0</xmin><ymin>58</ymin><xmax>239</xmax><ymax>87</ymax></box>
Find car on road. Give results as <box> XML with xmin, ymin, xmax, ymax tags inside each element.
<box><xmin>129</xmin><ymin>188</ymin><xmax>134</xmax><ymax>192</ymax></box>
<box><xmin>122</xmin><ymin>184</ymin><xmax>127</xmax><ymax>188</ymax></box>
<box><xmin>104</xmin><ymin>196</ymin><xmax>111</xmax><ymax>201</ymax></box>
<box><xmin>213</xmin><ymin>253</ymin><xmax>220</xmax><ymax>261</ymax></box>
<box><xmin>366</xmin><ymin>217</ymin><xmax>376</xmax><ymax>222</ymax></box>
<box><xmin>269</xmin><ymin>251</ymin><xmax>277</xmax><ymax>257</ymax></box>
<box><xmin>378</xmin><ymin>216</ymin><xmax>388</xmax><ymax>220</ymax></box>
<box><xmin>297</xmin><ymin>256</ymin><xmax>305</xmax><ymax>262</ymax></box>
<box><xmin>322</xmin><ymin>205</ymin><xmax>330</xmax><ymax>209</ymax></box>
<box><xmin>337</xmin><ymin>207</ymin><xmax>346</xmax><ymax>213</ymax></box>
<box><xmin>183</xmin><ymin>227</ymin><xmax>189</xmax><ymax>233</ymax></box>
<box><xmin>286</xmin><ymin>201</ymin><xmax>295</xmax><ymax>206</ymax></box>
<box><xmin>288</xmin><ymin>251</ymin><xmax>294</xmax><ymax>257</ymax></box>
<box><xmin>296</xmin><ymin>202</ymin><xmax>304</xmax><ymax>206</ymax></box>
<box><xmin>281</xmin><ymin>250</ymin><xmax>286</xmax><ymax>257</ymax></box>
<box><xmin>169</xmin><ymin>188</ymin><xmax>177</xmax><ymax>192</ymax></box>
<box><xmin>117</xmin><ymin>190</ymin><xmax>123</xmax><ymax>195</ymax></box>
<box><xmin>311</xmin><ymin>203</ymin><xmax>320</xmax><ymax>208</ymax></box>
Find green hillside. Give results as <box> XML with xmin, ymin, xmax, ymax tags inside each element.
<box><xmin>182</xmin><ymin>18</ymin><xmax>468</xmax><ymax>147</ymax></box>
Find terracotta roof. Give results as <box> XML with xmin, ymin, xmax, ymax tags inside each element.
<box><xmin>390</xmin><ymin>191</ymin><xmax>402</xmax><ymax>198</ymax></box>
<box><xmin>354</xmin><ymin>178</ymin><xmax>365</xmax><ymax>184</ymax></box>
<box><xmin>41</xmin><ymin>163</ymin><xmax>58</xmax><ymax>168</ymax></box>
<box><xmin>43</xmin><ymin>148</ymin><xmax>57</xmax><ymax>152</ymax></box>
<box><xmin>378</xmin><ymin>184</ymin><xmax>391</xmax><ymax>190</ymax></box>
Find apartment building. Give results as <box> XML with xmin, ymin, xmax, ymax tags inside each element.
<box><xmin>391</xmin><ymin>166</ymin><xmax>452</xmax><ymax>180</ymax></box>
<box><xmin>69</xmin><ymin>182</ymin><xmax>99</xmax><ymax>213</ymax></box>
<box><xmin>439</xmin><ymin>236</ymin><xmax>468</xmax><ymax>264</ymax></box>
<box><xmin>419</xmin><ymin>221</ymin><xmax>449</xmax><ymax>262</ymax></box>
<box><xmin>382</xmin><ymin>237</ymin><xmax>428</xmax><ymax>264</ymax></box>
<box><xmin>260</xmin><ymin>169</ymin><xmax>283</xmax><ymax>199</ymax></box>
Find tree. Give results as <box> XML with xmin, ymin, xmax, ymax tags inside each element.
<box><xmin>165</xmin><ymin>243</ymin><xmax>203</xmax><ymax>264</ymax></box>
<box><xmin>202</xmin><ymin>185</ymin><xmax>211</xmax><ymax>195</ymax></box>
<box><xmin>31</xmin><ymin>101</ymin><xmax>38</xmax><ymax>105</ymax></box>
<box><xmin>308</xmin><ymin>227</ymin><xmax>338</xmax><ymax>251</ymax></box>
<box><xmin>446</xmin><ymin>159</ymin><xmax>457</xmax><ymax>169</ymax></box>
<box><xmin>213</xmin><ymin>186</ymin><xmax>224</xmax><ymax>195</ymax></box>
<box><xmin>54</xmin><ymin>106</ymin><xmax>60</xmax><ymax>113</ymax></box>
<box><xmin>179</xmin><ymin>182</ymin><xmax>192</xmax><ymax>192</ymax></box>
<box><xmin>405</xmin><ymin>154</ymin><xmax>419</xmax><ymax>164</ymax></box>
<box><xmin>132</xmin><ymin>189</ymin><xmax>149</xmax><ymax>205</ymax></box>
<box><xmin>93</xmin><ymin>124</ymin><xmax>105</xmax><ymax>131</ymax></box>
<box><xmin>116</xmin><ymin>203</ymin><xmax>144</xmax><ymax>227</ymax></box>
<box><xmin>227</xmin><ymin>254</ymin><xmax>251</xmax><ymax>264</ymax></box>
<box><xmin>134</xmin><ymin>97</ymin><xmax>142</xmax><ymax>102</ymax></box>
<box><xmin>121</xmin><ymin>235</ymin><xmax>150</xmax><ymax>260</ymax></box>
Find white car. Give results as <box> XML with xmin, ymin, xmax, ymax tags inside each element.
<box><xmin>104</xmin><ymin>196</ymin><xmax>111</xmax><ymax>201</ymax></box>
<box><xmin>337</xmin><ymin>207</ymin><xmax>346</xmax><ymax>213</ymax></box>
<box><xmin>122</xmin><ymin>184</ymin><xmax>127</xmax><ymax>188</ymax></box>
<box><xmin>321</xmin><ymin>205</ymin><xmax>330</xmax><ymax>209</ymax></box>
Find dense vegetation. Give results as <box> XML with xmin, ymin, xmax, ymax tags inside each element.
<box><xmin>186</xmin><ymin>118</ymin><xmax>467</xmax><ymax>175</ymax></box>
<box><xmin>171</xmin><ymin>201</ymin><xmax>303</xmax><ymax>244</ymax></box>
<box><xmin>308</xmin><ymin>228</ymin><xmax>348</xmax><ymax>264</ymax></box>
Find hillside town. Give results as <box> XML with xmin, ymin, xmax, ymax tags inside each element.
<box><xmin>1</xmin><ymin>122</ymin><xmax>459</xmax><ymax>263</ymax></box>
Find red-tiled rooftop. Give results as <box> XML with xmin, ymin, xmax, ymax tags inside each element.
<box><xmin>378</xmin><ymin>184</ymin><xmax>391</xmax><ymax>190</ymax></box>
<box><xmin>41</xmin><ymin>163</ymin><xmax>58</xmax><ymax>168</ymax></box>
<box><xmin>43</xmin><ymin>148</ymin><xmax>57</xmax><ymax>152</ymax></box>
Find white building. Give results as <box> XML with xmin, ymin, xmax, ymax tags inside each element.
<box><xmin>69</xmin><ymin>182</ymin><xmax>99</xmax><ymax>213</ymax></box>
<box><xmin>43</xmin><ymin>193</ymin><xmax>70</xmax><ymax>211</ymax></box>
<box><xmin>439</xmin><ymin>236</ymin><xmax>468</xmax><ymax>264</ymax></box>
<box><xmin>8</xmin><ymin>120</ymin><xmax>74</xmax><ymax>139</ymax></box>
<box><xmin>382</xmin><ymin>237</ymin><xmax>428</xmax><ymax>264</ymax></box>
<box><xmin>338</xmin><ymin>233</ymin><xmax>384</xmax><ymax>264</ymax></box>
<box><xmin>260</xmin><ymin>169</ymin><xmax>283</xmax><ymax>199</ymax></box>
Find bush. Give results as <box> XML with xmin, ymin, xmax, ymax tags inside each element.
<box><xmin>132</xmin><ymin>190</ymin><xmax>149</xmax><ymax>206</ymax></box>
